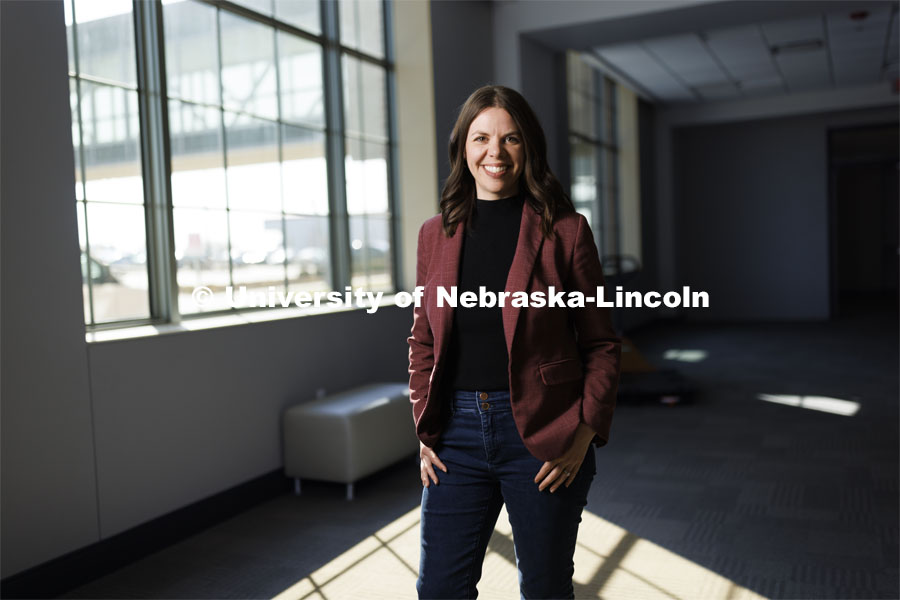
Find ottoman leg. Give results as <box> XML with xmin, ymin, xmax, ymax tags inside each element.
<box><xmin>346</xmin><ymin>482</ymin><xmax>354</xmax><ymax>501</ymax></box>
<box><xmin>294</xmin><ymin>478</ymin><xmax>302</xmax><ymax>496</ymax></box>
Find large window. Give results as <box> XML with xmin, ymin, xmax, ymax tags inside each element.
<box><xmin>67</xmin><ymin>0</ymin><xmax>150</xmax><ymax>324</ymax></box>
<box><xmin>66</xmin><ymin>0</ymin><xmax>395</xmax><ymax>326</ymax></box>
<box><xmin>566</xmin><ymin>50</ymin><xmax>619</xmax><ymax>260</ymax></box>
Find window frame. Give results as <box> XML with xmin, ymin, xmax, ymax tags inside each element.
<box><xmin>68</xmin><ymin>0</ymin><xmax>399</xmax><ymax>332</ymax></box>
<box><xmin>566</xmin><ymin>50</ymin><xmax>621</xmax><ymax>260</ymax></box>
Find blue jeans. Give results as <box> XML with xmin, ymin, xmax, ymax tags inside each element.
<box><xmin>417</xmin><ymin>389</ymin><xmax>596</xmax><ymax>600</ymax></box>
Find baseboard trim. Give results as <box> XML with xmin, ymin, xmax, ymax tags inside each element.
<box><xmin>1</xmin><ymin>469</ymin><xmax>290</xmax><ymax>599</ymax></box>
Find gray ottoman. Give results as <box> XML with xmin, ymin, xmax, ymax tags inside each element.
<box><xmin>283</xmin><ymin>382</ymin><xmax>418</xmax><ymax>499</ymax></box>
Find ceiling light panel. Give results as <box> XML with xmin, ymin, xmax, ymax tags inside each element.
<box><xmin>761</xmin><ymin>15</ymin><xmax>830</xmax><ymax>91</ymax></box>
<box><xmin>777</xmin><ymin>51</ymin><xmax>832</xmax><ymax>91</ymax></box>
<box><xmin>643</xmin><ymin>34</ymin><xmax>730</xmax><ymax>87</ymax></box>
<box><xmin>704</xmin><ymin>25</ymin><xmax>780</xmax><ymax>82</ymax></box>
<box><xmin>594</xmin><ymin>43</ymin><xmax>695</xmax><ymax>102</ymax></box>
<box><xmin>588</xmin><ymin>5</ymin><xmax>893</xmax><ymax>105</ymax></box>
<box><xmin>760</xmin><ymin>15</ymin><xmax>825</xmax><ymax>46</ymax></box>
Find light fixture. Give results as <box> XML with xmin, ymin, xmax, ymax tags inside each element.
<box><xmin>770</xmin><ymin>39</ymin><xmax>824</xmax><ymax>55</ymax></box>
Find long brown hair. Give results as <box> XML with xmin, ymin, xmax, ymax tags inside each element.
<box><xmin>439</xmin><ymin>85</ymin><xmax>574</xmax><ymax>238</ymax></box>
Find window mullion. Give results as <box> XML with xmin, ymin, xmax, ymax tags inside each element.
<box><xmin>272</xmin><ymin>28</ymin><xmax>290</xmax><ymax>293</ymax></box>
<box><xmin>133</xmin><ymin>0</ymin><xmax>179</xmax><ymax>323</ymax></box>
<box><xmin>609</xmin><ymin>78</ymin><xmax>621</xmax><ymax>260</ymax></box>
<box><xmin>322</xmin><ymin>0</ymin><xmax>350</xmax><ymax>290</ymax></box>
<box><xmin>215</xmin><ymin>8</ymin><xmax>236</xmax><ymax>299</ymax></box>
<box><xmin>70</xmin><ymin>1</ymin><xmax>97</xmax><ymax>326</ymax></box>
<box><xmin>383</xmin><ymin>0</ymin><xmax>401</xmax><ymax>293</ymax></box>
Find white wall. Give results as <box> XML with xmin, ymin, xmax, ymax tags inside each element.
<box><xmin>0</xmin><ymin>0</ymin><xmax>101</xmax><ymax>578</ymax></box>
<box><xmin>394</xmin><ymin>0</ymin><xmax>440</xmax><ymax>289</ymax></box>
<box><xmin>0</xmin><ymin>0</ymin><xmax>428</xmax><ymax>578</ymax></box>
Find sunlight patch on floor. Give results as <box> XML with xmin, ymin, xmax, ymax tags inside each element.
<box><xmin>271</xmin><ymin>505</ymin><xmax>767</xmax><ymax>600</ymax></box>
<box><xmin>663</xmin><ymin>349</ymin><xmax>709</xmax><ymax>362</ymax></box>
<box><xmin>757</xmin><ymin>393</ymin><xmax>860</xmax><ymax>416</ymax></box>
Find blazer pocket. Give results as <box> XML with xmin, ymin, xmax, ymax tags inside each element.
<box><xmin>539</xmin><ymin>358</ymin><xmax>584</xmax><ymax>386</ymax></box>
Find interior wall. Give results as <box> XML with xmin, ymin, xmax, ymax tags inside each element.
<box><xmin>1</xmin><ymin>0</ymin><xmax>425</xmax><ymax>578</ymax></box>
<box><xmin>0</xmin><ymin>0</ymin><xmax>101</xmax><ymax>578</ymax></box>
<box><xmin>393</xmin><ymin>0</ymin><xmax>440</xmax><ymax>290</ymax></box>
<box><xmin>430</xmin><ymin>0</ymin><xmax>494</xmax><ymax>192</ymax></box>
<box><xmin>88</xmin><ymin>307</ymin><xmax>411</xmax><ymax>539</ymax></box>
<box><xmin>519</xmin><ymin>35</ymin><xmax>568</xmax><ymax>177</ymax></box>
<box><xmin>673</xmin><ymin>106</ymin><xmax>898</xmax><ymax>321</ymax></box>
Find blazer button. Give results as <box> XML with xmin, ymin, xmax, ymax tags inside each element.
<box><xmin>479</xmin><ymin>392</ymin><xmax>488</xmax><ymax>400</ymax></box>
<box><xmin>481</xmin><ymin>402</ymin><xmax>490</xmax><ymax>410</ymax></box>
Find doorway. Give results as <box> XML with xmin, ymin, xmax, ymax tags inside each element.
<box><xmin>828</xmin><ymin>123</ymin><xmax>899</xmax><ymax>317</ymax></box>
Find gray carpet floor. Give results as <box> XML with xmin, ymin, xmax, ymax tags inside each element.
<box><xmin>62</xmin><ymin>305</ymin><xmax>899</xmax><ymax>599</ymax></box>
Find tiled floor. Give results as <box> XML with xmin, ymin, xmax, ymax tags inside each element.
<box><xmin>63</xmin><ymin>306</ymin><xmax>899</xmax><ymax>599</ymax></box>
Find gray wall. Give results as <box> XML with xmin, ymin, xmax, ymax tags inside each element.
<box><xmin>430</xmin><ymin>0</ymin><xmax>494</xmax><ymax>192</ymax></box>
<box><xmin>518</xmin><ymin>36</ymin><xmax>570</xmax><ymax>183</ymax></box>
<box><xmin>1</xmin><ymin>0</ymin><xmax>100</xmax><ymax>578</ymax></box>
<box><xmin>0</xmin><ymin>0</ymin><xmax>412</xmax><ymax>578</ymax></box>
<box><xmin>673</xmin><ymin>106</ymin><xmax>898</xmax><ymax>321</ymax></box>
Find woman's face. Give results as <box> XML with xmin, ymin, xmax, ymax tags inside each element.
<box><xmin>464</xmin><ymin>107</ymin><xmax>524</xmax><ymax>200</ymax></box>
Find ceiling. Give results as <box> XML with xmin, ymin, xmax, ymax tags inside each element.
<box><xmin>591</xmin><ymin>3</ymin><xmax>899</xmax><ymax>103</ymax></box>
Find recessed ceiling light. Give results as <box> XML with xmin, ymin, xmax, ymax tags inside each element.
<box><xmin>771</xmin><ymin>39</ymin><xmax>824</xmax><ymax>55</ymax></box>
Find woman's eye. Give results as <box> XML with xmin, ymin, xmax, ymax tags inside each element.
<box><xmin>506</xmin><ymin>136</ymin><xmax>520</xmax><ymax>143</ymax></box>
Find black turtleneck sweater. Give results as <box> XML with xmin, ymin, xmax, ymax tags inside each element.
<box><xmin>443</xmin><ymin>194</ymin><xmax>525</xmax><ymax>392</ymax></box>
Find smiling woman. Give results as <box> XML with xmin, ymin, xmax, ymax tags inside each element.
<box><xmin>436</xmin><ymin>85</ymin><xmax>574</xmax><ymax>240</ymax></box>
<box><xmin>464</xmin><ymin>106</ymin><xmax>524</xmax><ymax>200</ymax></box>
<box><xmin>408</xmin><ymin>85</ymin><xmax>622</xmax><ymax>599</ymax></box>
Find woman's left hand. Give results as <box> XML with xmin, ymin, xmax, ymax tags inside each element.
<box><xmin>534</xmin><ymin>422</ymin><xmax>596</xmax><ymax>493</ymax></box>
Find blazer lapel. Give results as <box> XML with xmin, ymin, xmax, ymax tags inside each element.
<box><xmin>433</xmin><ymin>200</ymin><xmax>544</xmax><ymax>361</ymax></box>
<box><xmin>502</xmin><ymin>201</ymin><xmax>544</xmax><ymax>356</ymax></box>
<box><xmin>435</xmin><ymin>218</ymin><xmax>464</xmax><ymax>361</ymax></box>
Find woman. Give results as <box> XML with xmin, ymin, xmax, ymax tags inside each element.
<box><xmin>408</xmin><ymin>85</ymin><xmax>621</xmax><ymax>599</ymax></box>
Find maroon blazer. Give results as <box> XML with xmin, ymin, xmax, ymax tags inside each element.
<box><xmin>407</xmin><ymin>198</ymin><xmax>622</xmax><ymax>462</ymax></box>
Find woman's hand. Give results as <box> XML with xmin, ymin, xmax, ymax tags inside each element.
<box><xmin>534</xmin><ymin>422</ymin><xmax>596</xmax><ymax>493</ymax></box>
<box><xmin>420</xmin><ymin>441</ymin><xmax>447</xmax><ymax>487</ymax></box>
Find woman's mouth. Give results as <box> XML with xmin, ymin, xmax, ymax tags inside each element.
<box><xmin>483</xmin><ymin>165</ymin><xmax>508</xmax><ymax>177</ymax></box>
